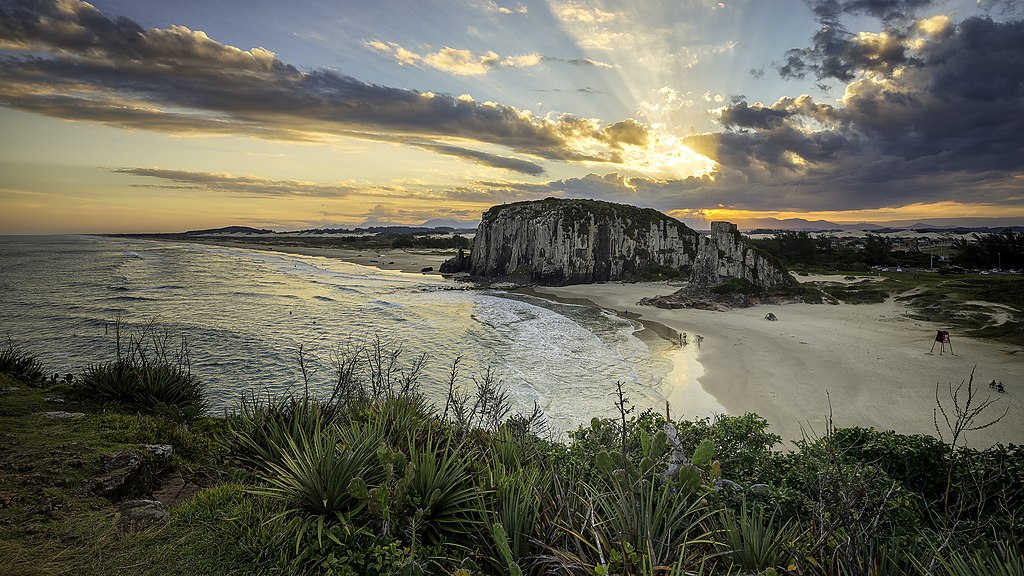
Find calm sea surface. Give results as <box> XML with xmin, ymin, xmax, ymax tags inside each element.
<box><xmin>0</xmin><ymin>235</ymin><xmax>696</xmax><ymax>432</ymax></box>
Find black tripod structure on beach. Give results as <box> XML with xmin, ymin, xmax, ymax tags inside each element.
<box><xmin>930</xmin><ymin>330</ymin><xmax>954</xmax><ymax>355</ymax></box>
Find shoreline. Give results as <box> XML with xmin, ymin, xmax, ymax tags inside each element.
<box><xmin>533</xmin><ymin>282</ymin><xmax>1023</xmax><ymax>448</ymax></box>
<box><xmin>516</xmin><ymin>285</ymin><xmax>726</xmax><ymax>423</ymax></box>
<box><xmin>153</xmin><ymin>237</ymin><xmax>1022</xmax><ymax>447</ymax></box>
<box><xmin>173</xmin><ymin>237</ymin><xmax>456</xmax><ymax>275</ymax></box>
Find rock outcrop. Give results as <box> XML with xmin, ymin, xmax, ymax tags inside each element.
<box><xmin>690</xmin><ymin>222</ymin><xmax>796</xmax><ymax>291</ymax></box>
<box><xmin>443</xmin><ymin>198</ymin><xmax>794</xmax><ymax>292</ymax></box>
<box><xmin>453</xmin><ymin>198</ymin><xmax>700</xmax><ymax>284</ymax></box>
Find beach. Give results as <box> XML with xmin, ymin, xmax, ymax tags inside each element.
<box><xmin>180</xmin><ymin>239</ymin><xmax>1023</xmax><ymax>447</ymax></box>
<box><xmin>535</xmin><ymin>280</ymin><xmax>1024</xmax><ymax>448</ymax></box>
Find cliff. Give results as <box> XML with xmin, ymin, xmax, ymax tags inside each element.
<box><xmin>444</xmin><ymin>198</ymin><xmax>796</xmax><ymax>291</ymax></box>
<box><xmin>690</xmin><ymin>222</ymin><xmax>796</xmax><ymax>291</ymax></box>
<box><xmin>449</xmin><ymin>198</ymin><xmax>699</xmax><ymax>284</ymax></box>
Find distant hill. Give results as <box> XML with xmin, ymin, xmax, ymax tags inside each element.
<box><xmin>183</xmin><ymin>226</ymin><xmax>274</xmax><ymax>235</ymax></box>
<box><xmin>737</xmin><ymin>217</ymin><xmax>1024</xmax><ymax>232</ymax></box>
<box><xmin>420</xmin><ymin>218</ymin><xmax>480</xmax><ymax>229</ymax></box>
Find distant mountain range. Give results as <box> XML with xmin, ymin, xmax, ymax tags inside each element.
<box><xmin>732</xmin><ymin>217</ymin><xmax>1024</xmax><ymax>232</ymax></box>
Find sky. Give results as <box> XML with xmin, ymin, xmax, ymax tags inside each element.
<box><xmin>1</xmin><ymin>0</ymin><xmax>1022</xmax><ymax>233</ymax></box>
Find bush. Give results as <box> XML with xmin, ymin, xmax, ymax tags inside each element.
<box><xmin>0</xmin><ymin>340</ymin><xmax>46</xmax><ymax>386</ymax></box>
<box><xmin>711</xmin><ymin>277</ymin><xmax>761</xmax><ymax>296</ymax></box>
<box><xmin>74</xmin><ymin>359</ymin><xmax>205</xmax><ymax>421</ymax></box>
<box><xmin>71</xmin><ymin>320</ymin><xmax>206</xmax><ymax>421</ymax></box>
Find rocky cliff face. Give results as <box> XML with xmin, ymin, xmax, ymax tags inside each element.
<box><xmin>690</xmin><ymin>222</ymin><xmax>796</xmax><ymax>290</ymax></box>
<box><xmin>456</xmin><ymin>198</ymin><xmax>699</xmax><ymax>284</ymax></box>
<box><xmin>444</xmin><ymin>198</ymin><xmax>794</xmax><ymax>290</ymax></box>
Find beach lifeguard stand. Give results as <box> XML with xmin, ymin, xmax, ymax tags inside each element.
<box><xmin>930</xmin><ymin>330</ymin><xmax>954</xmax><ymax>355</ymax></box>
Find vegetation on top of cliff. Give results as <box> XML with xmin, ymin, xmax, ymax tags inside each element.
<box><xmin>482</xmin><ymin>197</ymin><xmax>697</xmax><ymax>238</ymax></box>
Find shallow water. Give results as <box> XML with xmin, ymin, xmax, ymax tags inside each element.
<box><xmin>0</xmin><ymin>235</ymin><xmax>719</xmax><ymax>432</ymax></box>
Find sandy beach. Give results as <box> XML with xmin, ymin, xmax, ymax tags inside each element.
<box><xmin>535</xmin><ymin>280</ymin><xmax>1024</xmax><ymax>447</ymax></box>
<box><xmin>180</xmin><ymin>238</ymin><xmax>1022</xmax><ymax>447</ymax></box>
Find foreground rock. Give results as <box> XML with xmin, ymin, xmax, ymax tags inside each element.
<box><xmin>92</xmin><ymin>444</ymin><xmax>173</xmax><ymax>500</ymax></box>
<box><xmin>117</xmin><ymin>499</ymin><xmax>168</xmax><ymax>530</ymax></box>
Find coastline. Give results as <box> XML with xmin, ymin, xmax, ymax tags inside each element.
<box><xmin>156</xmin><ymin>237</ymin><xmax>1023</xmax><ymax>447</ymax></box>
<box><xmin>516</xmin><ymin>285</ymin><xmax>726</xmax><ymax>423</ymax></box>
<box><xmin>173</xmin><ymin>238</ymin><xmax>455</xmax><ymax>275</ymax></box>
<box><xmin>533</xmin><ymin>282</ymin><xmax>1024</xmax><ymax>448</ymax></box>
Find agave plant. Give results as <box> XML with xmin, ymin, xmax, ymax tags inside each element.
<box><xmin>0</xmin><ymin>339</ymin><xmax>46</xmax><ymax>385</ymax></box>
<box><xmin>252</xmin><ymin>415</ymin><xmax>383</xmax><ymax>517</ymax></box>
<box><xmin>406</xmin><ymin>433</ymin><xmax>484</xmax><ymax>548</ymax></box>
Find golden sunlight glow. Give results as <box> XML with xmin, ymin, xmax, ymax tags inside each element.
<box><xmin>617</xmin><ymin>132</ymin><xmax>718</xmax><ymax>179</ymax></box>
<box><xmin>669</xmin><ymin>202</ymin><xmax>1024</xmax><ymax>228</ymax></box>
<box><xmin>916</xmin><ymin>14</ymin><xmax>952</xmax><ymax>37</ymax></box>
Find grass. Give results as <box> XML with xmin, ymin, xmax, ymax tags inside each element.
<box><xmin>0</xmin><ymin>383</ymin><xmax>227</xmax><ymax>575</ymax></box>
<box><xmin>2</xmin><ymin>341</ymin><xmax>1022</xmax><ymax>574</ymax></box>
<box><xmin>803</xmin><ymin>272</ymin><xmax>1024</xmax><ymax>345</ymax></box>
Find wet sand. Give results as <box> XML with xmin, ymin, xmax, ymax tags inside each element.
<box><xmin>534</xmin><ymin>280</ymin><xmax>1023</xmax><ymax>448</ymax></box>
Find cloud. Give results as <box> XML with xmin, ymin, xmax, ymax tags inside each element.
<box><xmin>779</xmin><ymin>0</ymin><xmax>940</xmax><ymax>82</ymax></box>
<box><xmin>113</xmin><ymin>168</ymin><xmax>365</xmax><ymax>198</ymax></box>
<box><xmin>366</xmin><ymin>40</ymin><xmax>613</xmax><ymax>75</ymax></box>
<box><xmin>481</xmin><ymin>2</ymin><xmax>529</xmax><ymax>15</ymax></box>
<box><xmin>440</xmin><ymin>9</ymin><xmax>1024</xmax><ymax>215</ymax></box>
<box><xmin>366</xmin><ymin>41</ymin><xmax>543</xmax><ymax>75</ymax></box>
<box><xmin>688</xmin><ymin>14</ymin><xmax>1024</xmax><ymax>211</ymax></box>
<box><xmin>362</xmin><ymin>203</ymin><xmax>478</xmax><ymax>225</ymax></box>
<box><xmin>0</xmin><ymin>0</ymin><xmax>647</xmax><ymax>173</ymax></box>
<box><xmin>553</xmin><ymin>2</ymin><xmax>618</xmax><ymax>23</ymax></box>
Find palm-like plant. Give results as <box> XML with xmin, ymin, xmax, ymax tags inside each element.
<box><xmin>406</xmin><ymin>433</ymin><xmax>484</xmax><ymax>548</ymax></box>
<box><xmin>252</xmin><ymin>416</ymin><xmax>382</xmax><ymax>517</ymax></box>
<box><xmin>719</xmin><ymin>499</ymin><xmax>796</xmax><ymax>573</ymax></box>
<box><xmin>0</xmin><ymin>339</ymin><xmax>46</xmax><ymax>385</ymax></box>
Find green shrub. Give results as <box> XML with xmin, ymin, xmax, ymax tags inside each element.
<box><xmin>74</xmin><ymin>359</ymin><xmax>205</xmax><ymax>421</ymax></box>
<box><xmin>711</xmin><ymin>277</ymin><xmax>762</xmax><ymax>296</ymax></box>
<box><xmin>252</xmin><ymin>416</ymin><xmax>383</xmax><ymax>517</ymax></box>
<box><xmin>0</xmin><ymin>340</ymin><xmax>46</xmax><ymax>386</ymax></box>
<box><xmin>719</xmin><ymin>500</ymin><xmax>796</xmax><ymax>572</ymax></box>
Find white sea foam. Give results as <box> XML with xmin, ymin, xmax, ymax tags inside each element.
<box><xmin>1</xmin><ymin>236</ymin><xmax>692</xmax><ymax>434</ymax></box>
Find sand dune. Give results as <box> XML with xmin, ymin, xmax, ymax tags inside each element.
<box><xmin>535</xmin><ymin>280</ymin><xmax>1023</xmax><ymax>448</ymax></box>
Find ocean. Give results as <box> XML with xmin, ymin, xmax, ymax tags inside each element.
<box><xmin>0</xmin><ymin>235</ymin><xmax>708</xmax><ymax>433</ymax></box>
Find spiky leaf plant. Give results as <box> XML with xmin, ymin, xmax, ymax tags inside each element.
<box><xmin>719</xmin><ymin>499</ymin><xmax>796</xmax><ymax>573</ymax></box>
<box><xmin>0</xmin><ymin>340</ymin><xmax>46</xmax><ymax>385</ymax></box>
<box><xmin>406</xmin><ymin>433</ymin><xmax>484</xmax><ymax>547</ymax></box>
<box><xmin>253</xmin><ymin>416</ymin><xmax>383</xmax><ymax>517</ymax></box>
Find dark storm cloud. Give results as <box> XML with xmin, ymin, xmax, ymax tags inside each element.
<box><xmin>780</xmin><ymin>0</ymin><xmax>935</xmax><ymax>81</ymax></box>
<box><xmin>808</xmin><ymin>0</ymin><xmax>935</xmax><ymax>24</ymax></box>
<box><xmin>454</xmin><ymin>11</ymin><xmax>1024</xmax><ymax>213</ymax></box>
<box><xmin>681</xmin><ymin>10</ymin><xmax>1024</xmax><ymax>212</ymax></box>
<box><xmin>0</xmin><ymin>0</ymin><xmax>647</xmax><ymax>173</ymax></box>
